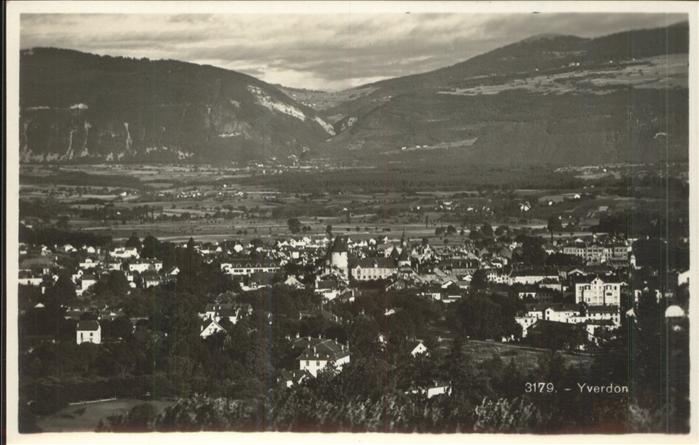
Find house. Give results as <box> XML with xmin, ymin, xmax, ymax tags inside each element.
<box><xmin>562</xmin><ymin>241</ymin><xmax>628</xmax><ymax>264</ymax></box>
<box><xmin>523</xmin><ymin>303</ymin><xmax>581</xmax><ymax>323</ymax></box>
<box><xmin>279</xmin><ymin>369</ymin><xmax>313</xmax><ymax>388</ymax></box>
<box><xmin>418</xmin><ymin>283</ymin><xmax>443</xmax><ymax>301</ymax></box>
<box><xmin>408</xmin><ymin>381</ymin><xmax>452</xmax><ymax>399</ymax></box>
<box><xmin>18</xmin><ymin>270</ymin><xmax>44</xmax><ymax>287</ymax></box>
<box><xmin>509</xmin><ymin>269</ymin><xmax>559</xmax><ymax>286</ymax></box>
<box><xmin>77</xmin><ymin>274</ymin><xmax>97</xmax><ymax>296</ymax></box>
<box><xmin>283</xmin><ymin>275</ymin><xmax>306</xmax><ymax>289</ymax></box>
<box><xmin>439</xmin><ymin>258</ymin><xmax>480</xmax><ymax>276</ymax></box>
<box><xmin>220</xmin><ymin>260</ymin><xmax>280</xmax><ymax>276</ymax></box>
<box><xmin>240</xmin><ymin>271</ymin><xmax>275</xmax><ymax>291</ymax></box>
<box><xmin>426</xmin><ymin>382</ymin><xmax>452</xmax><ymax>399</ymax></box>
<box><xmin>200</xmin><ymin>303</ymin><xmax>253</xmax><ymax>325</ymax></box>
<box><xmin>586</xmin><ymin>305</ymin><xmax>620</xmax><ymax>326</ymax></box>
<box><xmin>440</xmin><ymin>282</ymin><xmax>462</xmax><ymax>303</ymax></box>
<box><xmin>314</xmin><ymin>276</ymin><xmax>343</xmax><ymax>301</ymax></box>
<box><xmin>350</xmin><ymin>257</ymin><xmax>397</xmax><ymax>281</ymax></box>
<box><xmin>76</xmin><ymin>320</ymin><xmax>101</xmax><ymax>345</ymax></box>
<box><xmin>575</xmin><ymin>276</ymin><xmax>623</xmax><ymax>306</ymax></box>
<box><xmin>515</xmin><ymin>316</ymin><xmax>538</xmax><ymax>337</ymax></box>
<box><xmin>128</xmin><ymin>259</ymin><xmax>163</xmax><ymax>273</ymax></box>
<box><xmin>200</xmin><ymin>319</ymin><xmax>227</xmax><ymax>338</ymax></box>
<box><xmin>223</xmin><ymin>304</ymin><xmax>253</xmax><ymax>325</ymax></box>
<box><xmin>410</xmin><ymin>340</ymin><xmax>429</xmax><ymax>357</ymax></box>
<box><xmin>105</xmin><ymin>261</ymin><xmax>123</xmax><ymax>271</ymax></box>
<box><xmin>110</xmin><ymin>247</ymin><xmax>139</xmax><ymax>259</ymax></box>
<box><xmin>142</xmin><ymin>271</ymin><xmax>161</xmax><ymax>288</ymax></box>
<box><xmin>486</xmin><ymin>268</ymin><xmax>510</xmax><ymax>284</ymax></box>
<box><xmin>585</xmin><ymin>319</ymin><xmax>617</xmax><ymax>342</ymax></box>
<box><xmin>397</xmin><ymin>249</ymin><xmax>412</xmax><ymax>268</ymax></box>
<box><xmin>294</xmin><ymin>337</ymin><xmax>350</xmax><ymax>377</ymax></box>
<box><xmin>79</xmin><ymin>257</ymin><xmax>100</xmax><ymax>270</ymax></box>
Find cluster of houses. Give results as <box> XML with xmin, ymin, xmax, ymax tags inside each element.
<box><xmin>18</xmin><ymin>243</ymin><xmax>180</xmax><ymax>296</ymax></box>
<box><xmin>19</xmin><ymin>227</ymin><xmax>689</xmax><ymax>388</ymax></box>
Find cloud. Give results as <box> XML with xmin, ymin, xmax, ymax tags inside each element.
<box><xmin>20</xmin><ymin>12</ymin><xmax>687</xmax><ymax>90</ymax></box>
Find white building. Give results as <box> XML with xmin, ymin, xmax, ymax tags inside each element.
<box><xmin>76</xmin><ymin>320</ymin><xmax>101</xmax><ymax>345</ymax></box>
<box><xmin>200</xmin><ymin>319</ymin><xmax>227</xmax><ymax>338</ymax></box>
<box><xmin>79</xmin><ymin>258</ymin><xmax>100</xmax><ymax>270</ymax></box>
<box><xmin>410</xmin><ymin>340</ymin><xmax>429</xmax><ymax>357</ymax></box>
<box><xmin>128</xmin><ymin>259</ymin><xmax>163</xmax><ymax>273</ymax></box>
<box><xmin>678</xmin><ymin>270</ymin><xmax>690</xmax><ymax>287</ymax></box>
<box><xmin>220</xmin><ymin>261</ymin><xmax>279</xmax><ymax>276</ymax></box>
<box><xmin>509</xmin><ymin>272</ymin><xmax>559</xmax><ymax>286</ymax></box>
<box><xmin>77</xmin><ymin>274</ymin><xmax>97</xmax><ymax>296</ymax></box>
<box><xmin>575</xmin><ymin>277</ymin><xmax>623</xmax><ymax>306</ymax></box>
<box><xmin>296</xmin><ymin>337</ymin><xmax>350</xmax><ymax>377</ymax></box>
<box><xmin>351</xmin><ymin>258</ymin><xmax>396</xmax><ymax>281</ymax></box>
<box><xmin>18</xmin><ymin>270</ymin><xmax>44</xmax><ymax>286</ymax></box>
<box><xmin>110</xmin><ymin>247</ymin><xmax>139</xmax><ymax>259</ymax></box>
<box><xmin>329</xmin><ymin>237</ymin><xmax>349</xmax><ymax>278</ymax></box>
<box><xmin>562</xmin><ymin>243</ymin><xmax>628</xmax><ymax>264</ymax></box>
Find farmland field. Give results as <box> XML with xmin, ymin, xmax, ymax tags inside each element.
<box><xmin>463</xmin><ymin>340</ymin><xmax>597</xmax><ymax>374</ymax></box>
<box><xmin>35</xmin><ymin>398</ymin><xmax>175</xmax><ymax>432</ymax></box>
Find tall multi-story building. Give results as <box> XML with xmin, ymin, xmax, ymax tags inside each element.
<box><xmin>328</xmin><ymin>236</ymin><xmax>349</xmax><ymax>278</ymax></box>
<box><xmin>575</xmin><ymin>276</ymin><xmax>623</xmax><ymax>306</ymax></box>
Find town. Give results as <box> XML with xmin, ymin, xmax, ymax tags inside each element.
<box><xmin>17</xmin><ymin>195</ymin><xmax>690</xmax><ymax>432</ymax></box>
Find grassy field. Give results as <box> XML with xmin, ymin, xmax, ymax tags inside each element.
<box><xmin>463</xmin><ymin>340</ymin><xmax>597</xmax><ymax>374</ymax></box>
<box><xmin>35</xmin><ymin>398</ymin><xmax>175</xmax><ymax>432</ymax></box>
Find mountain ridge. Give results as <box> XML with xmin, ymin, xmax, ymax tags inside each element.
<box><xmin>19</xmin><ymin>20</ymin><xmax>689</xmax><ymax>166</ymax></box>
<box><xmin>20</xmin><ymin>47</ymin><xmax>335</xmax><ymax>163</ymax></box>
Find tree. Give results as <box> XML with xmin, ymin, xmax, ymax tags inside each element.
<box><xmin>473</xmin><ymin>397</ymin><xmax>544</xmax><ymax>433</ymax></box>
<box><xmin>470</xmin><ymin>269</ymin><xmax>488</xmax><ymax>291</ymax></box>
<box><xmin>546</xmin><ymin>253</ymin><xmax>582</xmax><ymax>267</ymax></box>
<box><xmin>480</xmin><ymin>223</ymin><xmax>494</xmax><ymax>238</ymax></box>
<box><xmin>141</xmin><ymin>235</ymin><xmax>161</xmax><ymax>258</ymax></box>
<box><xmin>92</xmin><ymin>270</ymin><xmax>130</xmax><ymax>305</ymax></box>
<box><xmin>125</xmin><ymin>232</ymin><xmax>142</xmax><ymax>250</ymax></box>
<box><xmin>46</xmin><ymin>271</ymin><xmax>77</xmax><ymax>307</ymax></box>
<box><xmin>452</xmin><ymin>295</ymin><xmax>503</xmax><ymax>340</ymax></box>
<box><xmin>98</xmin><ymin>402</ymin><xmax>158</xmax><ymax>432</ymax></box>
<box><xmin>287</xmin><ymin>218</ymin><xmax>301</xmax><ymax>234</ymax></box>
<box><xmin>547</xmin><ymin>215</ymin><xmax>563</xmax><ymax>242</ymax></box>
<box><xmin>519</xmin><ymin>236</ymin><xmax>547</xmax><ymax>266</ymax></box>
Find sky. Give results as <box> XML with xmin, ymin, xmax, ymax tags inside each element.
<box><xmin>20</xmin><ymin>12</ymin><xmax>687</xmax><ymax>91</ymax></box>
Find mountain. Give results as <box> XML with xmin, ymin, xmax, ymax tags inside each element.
<box><xmin>19</xmin><ymin>48</ymin><xmax>336</xmax><ymax>162</ymax></box>
<box><xmin>19</xmin><ymin>21</ymin><xmax>689</xmax><ymax>166</ymax></box>
<box><xmin>320</xmin><ymin>21</ymin><xmax>689</xmax><ymax>165</ymax></box>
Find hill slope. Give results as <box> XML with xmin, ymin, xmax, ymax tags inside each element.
<box><xmin>321</xmin><ymin>21</ymin><xmax>689</xmax><ymax>165</ymax></box>
<box><xmin>20</xmin><ymin>48</ymin><xmax>336</xmax><ymax>163</ymax></box>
